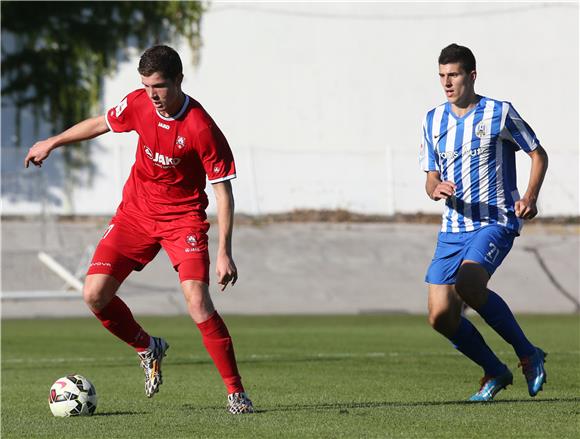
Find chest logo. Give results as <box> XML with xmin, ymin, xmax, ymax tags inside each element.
<box><xmin>142</xmin><ymin>145</ymin><xmax>181</xmax><ymax>168</ymax></box>
<box><xmin>158</xmin><ymin>122</ymin><xmax>170</xmax><ymax>130</ymax></box>
<box><xmin>176</xmin><ymin>136</ymin><xmax>186</xmax><ymax>149</ymax></box>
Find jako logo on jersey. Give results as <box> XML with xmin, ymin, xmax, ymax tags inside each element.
<box><xmin>158</xmin><ymin>122</ymin><xmax>170</xmax><ymax>130</ymax></box>
<box><xmin>143</xmin><ymin>145</ymin><xmax>181</xmax><ymax>167</ymax></box>
<box><xmin>115</xmin><ymin>98</ymin><xmax>127</xmax><ymax>117</ymax></box>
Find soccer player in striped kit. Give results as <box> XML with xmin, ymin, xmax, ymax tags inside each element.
<box><xmin>419</xmin><ymin>44</ymin><xmax>549</xmax><ymax>401</ymax></box>
<box><xmin>24</xmin><ymin>45</ymin><xmax>253</xmax><ymax>414</ymax></box>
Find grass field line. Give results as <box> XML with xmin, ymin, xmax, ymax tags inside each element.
<box><xmin>3</xmin><ymin>349</ymin><xmax>579</xmax><ymax>365</ymax></box>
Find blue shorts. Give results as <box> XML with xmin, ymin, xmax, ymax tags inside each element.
<box><xmin>425</xmin><ymin>225</ymin><xmax>517</xmax><ymax>285</ymax></box>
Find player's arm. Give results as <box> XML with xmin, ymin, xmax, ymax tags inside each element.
<box><xmin>426</xmin><ymin>171</ymin><xmax>456</xmax><ymax>201</ymax></box>
<box><xmin>212</xmin><ymin>180</ymin><xmax>238</xmax><ymax>291</ymax></box>
<box><xmin>24</xmin><ymin>115</ymin><xmax>110</xmax><ymax>168</ymax></box>
<box><xmin>515</xmin><ymin>145</ymin><xmax>549</xmax><ymax>219</ymax></box>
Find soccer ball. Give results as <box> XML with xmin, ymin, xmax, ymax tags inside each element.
<box><xmin>48</xmin><ymin>375</ymin><xmax>97</xmax><ymax>417</ymax></box>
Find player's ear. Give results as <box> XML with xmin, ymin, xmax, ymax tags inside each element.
<box><xmin>470</xmin><ymin>70</ymin><xmax>477</xmax><ymax>82</ymax></box>
<box><xmin>175</xmin><ymin>73</ymin><xmax>184</xmax><ymax>89</ymax></box>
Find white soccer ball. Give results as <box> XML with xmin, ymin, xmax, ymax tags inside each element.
<box><xmin>48</xmin><ymin>375</ymin><xmax>98</xmax><ymax>417</ymax></box>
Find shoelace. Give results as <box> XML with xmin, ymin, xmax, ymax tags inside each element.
<box><xmin>139</xmin><ymin>349</ymin><xmax>157</xmax><ymax>370</ymax></box>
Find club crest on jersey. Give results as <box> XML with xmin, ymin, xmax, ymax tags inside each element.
<box><xmin>185</xmin><ymin>234</ymin><xmax>200</xmax><ymax>252</ymax></box>
<box><xmin>186</xmin><ymin>235</ymin><xmax>197</xmax><ymax>246</ymax></box>
<box><xmin>475</xmin><ymin>121</ymin><xmax>488</xmax><ymax>139</ymax></box>
<box><xmin>176</xmin><ymin>136</ymin><xmax>186</xmax><ymax>149</ymax></box>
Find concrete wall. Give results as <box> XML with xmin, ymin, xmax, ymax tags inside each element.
<box><xmin>2</xmin><ymin>2</ymin><xmax>578</xmax><ymax>216</ymax></box>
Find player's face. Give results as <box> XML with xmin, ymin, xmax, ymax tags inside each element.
<box><xmin>141</xmin><ymin>72</ymin><xmax>183</xmax><ymax>116</ymax></box>
<box><xmin>439</xmin><ymin>63</ymin><xmax>476</xmax><ymax>105</ymax></box>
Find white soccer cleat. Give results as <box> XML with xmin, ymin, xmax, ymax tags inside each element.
<box><xmin>137</xmin><ymin>336</ymin><xmax>169</xmax><ymax>398</ymax></box>
<box><xmin>227</xmin><ymin>392</ymin><xmax>254</xmax><ymax>414</ymax></box>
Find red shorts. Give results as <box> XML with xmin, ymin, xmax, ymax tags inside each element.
<box><xmin>87</xmin><ymin>211</ymin><xmax>210</xmax><ymax>284</ymax></box>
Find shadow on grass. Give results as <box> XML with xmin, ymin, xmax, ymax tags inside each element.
<box><xmin>92</xmin><ymin>411</ymin><xmax>148</xmax><ymax>417</ymax></box>
<box><xmin>183</xmin><ymin>397</ymin><xmax>580</xmax><ymax>414</ymax></box>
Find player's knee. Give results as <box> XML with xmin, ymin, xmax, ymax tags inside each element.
<box><xmin>428</xmin><ymin>308</ymin><xmax>454</xmax><ymax>334</ymax></box>
<box><xmin>454</xmin><ymin>276</ymin><xmax>471</xmax><ymax>300</ymax></box>
<box><xmin>182</xmin><ymin>281</ymin><xmax>215</xmax><ymax>319</ymax></box>
<box><xmin>82</xmin><ymin>277</ymin><xmax>116</xmax><ymax>311</ymax></box>
<box><xmin>83</xmin><ymin>286</ymin><xmax>108</xmax><ymax>311</ymax></box>
<box><xmin>455</xmin><ymin>272</ymin><xmax>484</xmax><ymax>305</ymax></box>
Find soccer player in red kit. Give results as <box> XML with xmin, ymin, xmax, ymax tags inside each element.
<box><xmin>24</xmin><ymin>45</ymin><xmax>254</xmax><ymax>414</ymax></box>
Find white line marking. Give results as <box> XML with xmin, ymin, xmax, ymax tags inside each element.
<box><xmin>3</xmin><ymin>351</ymin><xmax>579</xmax><ymax>364</ymax></box>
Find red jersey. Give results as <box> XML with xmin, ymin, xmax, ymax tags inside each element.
<box><xmin>105</xmin><ymin>89</ymin><xmax>236</xmax><ymax>220</ymax></box>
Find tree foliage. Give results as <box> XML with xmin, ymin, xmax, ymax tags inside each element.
<box><xmin>1</xmin><ymin>0</ymin><xmax>205</xmax><ymax>176</ymax></box>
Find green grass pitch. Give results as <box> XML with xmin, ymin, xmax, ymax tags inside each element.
<box><xmin>2</xmin><ymin>314</ymin><xmax>579</xmax><ymax>438</ymax></box>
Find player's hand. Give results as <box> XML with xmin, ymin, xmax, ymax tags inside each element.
<box><xmin>431</xmin><ymin>181</ymin><xmax>456</xmax><ymax>200</ymax></box>
<box><xmin>216</xmin><ymin>252</ymin><xmax>238</xmax><ymax>291</ymax></box>
<box><xmin>515</xmin><ymin>197</ymin><xmax>538</xmax><ymax>219</ymax></box>
<box><xmin>24</xmin><ymin>139</ymin><xmax>56</xmax><ymax>168</ymax></box>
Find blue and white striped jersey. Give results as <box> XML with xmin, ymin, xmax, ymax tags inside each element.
<box><xmin>419</xmin><ymin>96</ymin><xmax>540</xmax><ymax>233</ymax></box>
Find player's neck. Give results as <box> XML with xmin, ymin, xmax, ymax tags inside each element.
<box><xmin>451</xmin><ymin>92</ymin><xmax>479</xmax><ymax>117</ymax></box>
<box><xmin>159</xmin><ymin>92</ymin><xmax>186</xmax><ymax>118</ymax></box>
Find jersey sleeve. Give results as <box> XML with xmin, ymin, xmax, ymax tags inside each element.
<box><xmin>197</xmin><ymin>122</ymin><xmax>236</xmax><ymax>183</ymax></box>
<box><xmin>503</xmin><ymin>103</ymin><xmax>540</xmax><ymax>153</ymax></box>
<box><xmin>105</xmin><ymin>90</ymin><xmax>139</xmax><ymax>133</ymax></box>
<box><xmin>419</xmin><ymin>114</ymin><xmax>439</xmax><ymax>172</ymax></box>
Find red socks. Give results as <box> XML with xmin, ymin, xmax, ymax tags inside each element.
<box><xmin>92</xmin><ymin>296</ymin><xmax>151</xmax><ymax>352</ymax></box>
<box><xmin>197</xmin><ymin>312</ymin><xmax>244</xmax><ymax>394</ymax></box>
<box><xmin>94</xmin><ymin>300</ymin><xmax>243</xmax><ymax>393</ymax></box>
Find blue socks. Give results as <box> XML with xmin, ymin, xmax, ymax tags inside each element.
<box><xmin>449</xmin><ymin>317</ymin><xmax>507</xmax><ymax>377</ymax></box>
<box><xmin>476</xmin><ymin>290</ymin><xmax>536</xmax><ymax>358</ymax></box>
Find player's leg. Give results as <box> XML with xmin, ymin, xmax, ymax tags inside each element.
<box><xmin>181</xmin><ymin>279</ymin><xmax>242</xmax><ymax>392</ymax></box>
<box><xmin>426</xmin><ymin>231</ymin><xmax>512</xmax><ymax>401</ymax></box>
<box><xmin>87</xmin><ymin>218</ymin><xmax>168</xmax><ymax>398</ymax></box>
<box><xmin>428</xmin><ymin>283</ymin><xmax>513</xmax><ymax>401</ymax></box>
<box><xmin>428</xmin><ymin>284</ymin><xmax>510</xmax><ymax>376</ymax></box>
<box><xmin>456</xmin><ymin>225</ymin><xmax>546</xmax><ymax>396</ymax></box>
<box><xmin>161</xmin><ymin>219</ymin><xmax>253</xmax><ymax>413</ymax></box>
<box><xmin>83</xmin><ymin>273</ymin><xmax>150</xmax><ymax>351</ymax></box>
<box><xmin>456</xmin><ymin>262</ymin><xmax>535</xmax><ymax>358</ymax></box>
<box><xmin>178</xmin><ymin>259</ymin><xmax>253</xmax><ymax>414</ymax></box>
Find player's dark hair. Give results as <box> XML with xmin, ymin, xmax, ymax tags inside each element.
<box><xmin>438</xmin><ymin>43</ymin><xmax>476</xmax><ymax>73</ymax></box>
<box><xmin>138</xmin><ymin>45</ymin><xmax>183</xmax><ymax>82</ymax></box>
